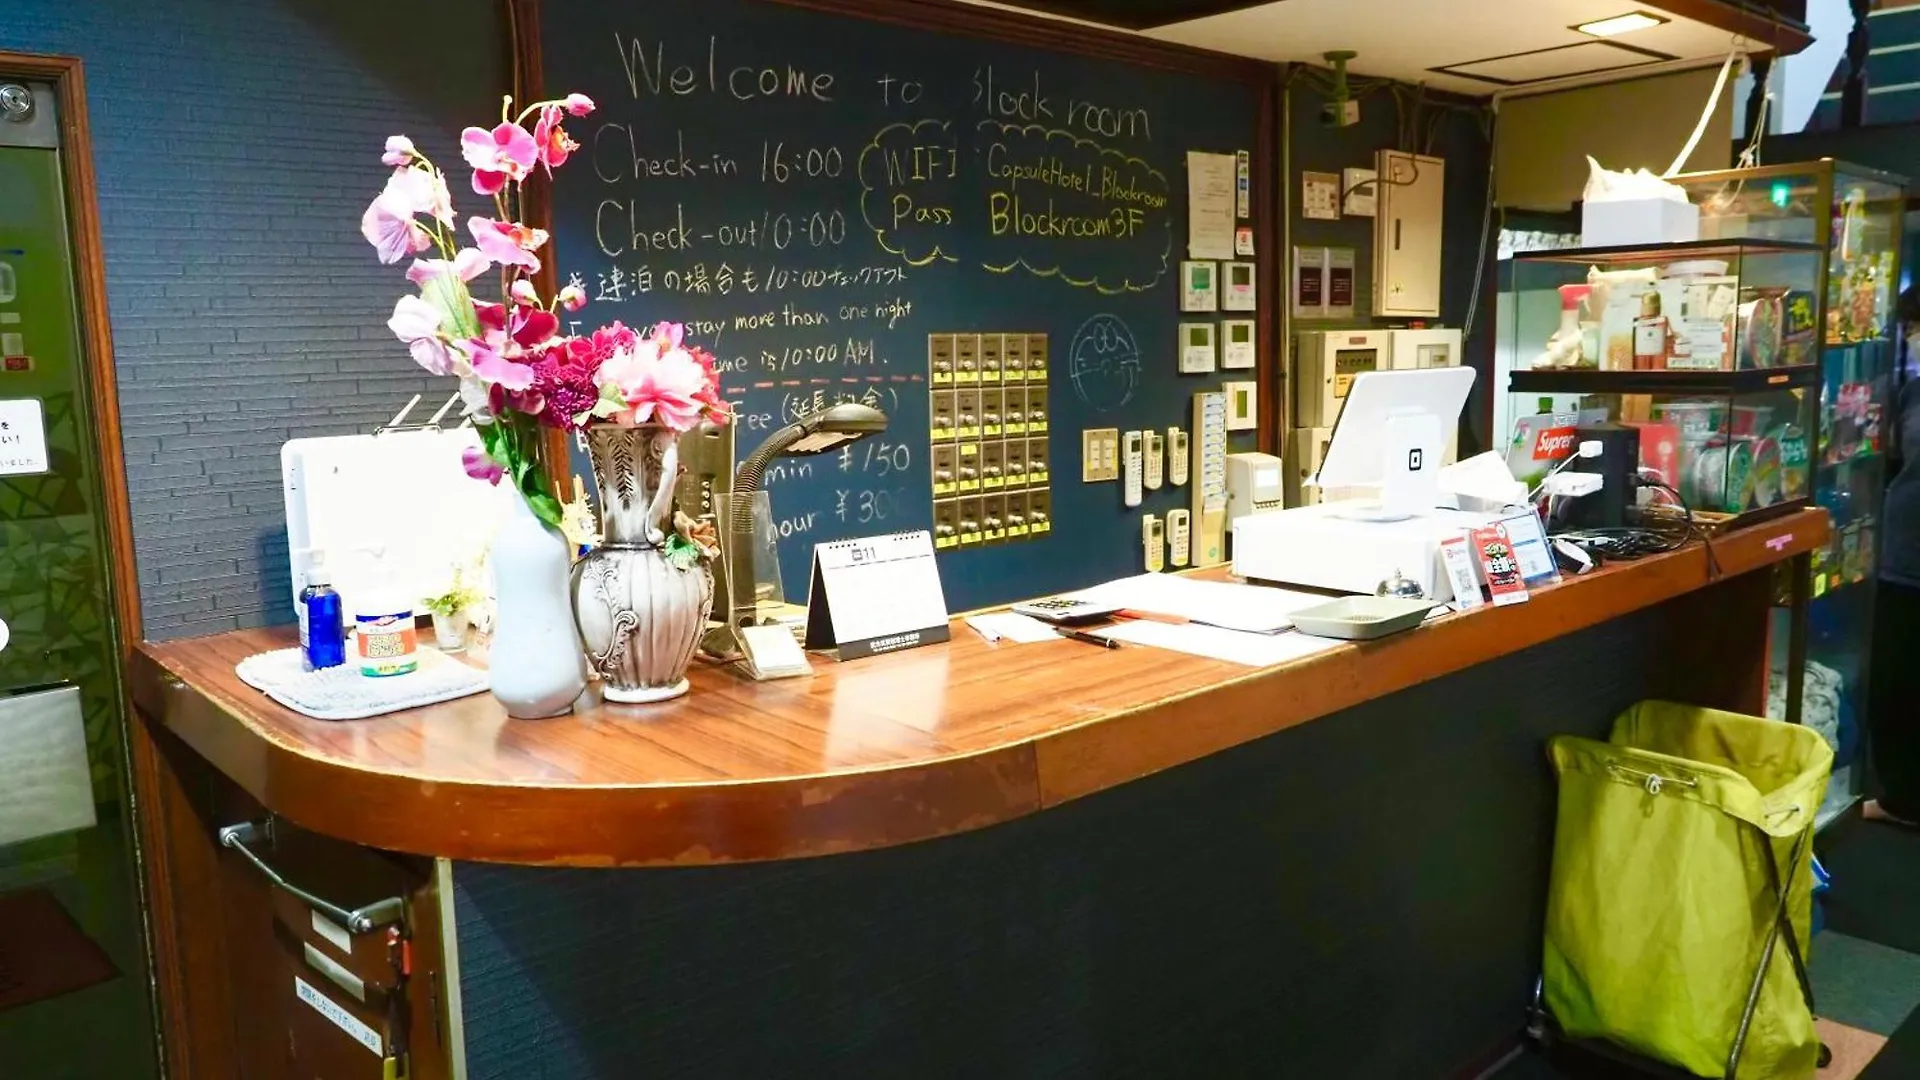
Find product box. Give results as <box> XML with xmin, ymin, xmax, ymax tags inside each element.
<box><xmin>1626</xmin><ymin>421</ymin><xmax>1681</xmax><ymax>489</ymax></box>
<box><xmin>1582</xmin><ymin>198</ymin><xmax>1700</xmax><ymax>249</ymax></box>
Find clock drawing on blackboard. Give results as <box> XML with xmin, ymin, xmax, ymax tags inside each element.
<box><xmin>1069</xmin><ymin>314</ymin><xmax>1141</xmax><ymax>412</ymax></box>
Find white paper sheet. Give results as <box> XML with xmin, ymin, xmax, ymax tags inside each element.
<box><xmin>1095</xmin><ymin>622</ymin><xmax>1345</xmax><ymax>668</ymax></box>
<box><xmin>1186</xmin><ymin>151</ymin><xmax>1238</xmax><ymax>260</ymax></box>
<box><xmin>0</xmin><ymin>685</ymin><xmax>96</xmax><ymax>847</ymax></box>
<box><xmin>965</xmin><ymin>612</ymin><xmax>1061</xmax><ymax>645</ymax></box>
<box><xmin>1065</xmin><ymin>573</ymin><xmax>1329</xmax><ymax>634</ymax></box>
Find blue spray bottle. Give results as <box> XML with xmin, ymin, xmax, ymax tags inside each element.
<box><xmin>300</xmin><ymin>558</ymin><xmax>347</xmax><ymax>671</ymax></box>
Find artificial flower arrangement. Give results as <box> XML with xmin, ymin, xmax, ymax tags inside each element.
<box><xmin>364</xmin><ymin>92</ymin><xmax>732</xmax><ymax>534</ymax></box>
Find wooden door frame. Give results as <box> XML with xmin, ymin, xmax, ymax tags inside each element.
<box><xmin>0</xmin><ymin>52</ymin><xmax>142</xmax><ymax>647</ymax></box>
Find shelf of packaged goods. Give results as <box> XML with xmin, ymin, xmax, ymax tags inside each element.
<box><xmin>1508</xmin><ymin>365</ymin><xmax>1822</xmax><ymax>396</ymax></box>
<box><xmin>1508</xmin><ymin>237</ymin><xmax>1828</xmax><ymax>266</ymax></box>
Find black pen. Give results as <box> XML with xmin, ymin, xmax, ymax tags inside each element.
<box><xmin>1056</xmin><ymin>627</ymin><xmax>1120</xmax><ymax>649</ymax></box>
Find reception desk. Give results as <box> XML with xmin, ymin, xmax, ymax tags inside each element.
<box><xmin>127</xmin><ymin>510</ymin><xmax>1825</xmax><ymax>1079</ymax></box>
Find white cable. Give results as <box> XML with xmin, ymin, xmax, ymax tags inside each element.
<box><xmin>1664</xmin><ymin>50</ymin><xmax>1740</xmax><ymax>177</ymax></box>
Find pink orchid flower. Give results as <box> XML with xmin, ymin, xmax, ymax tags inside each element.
<box><xmin>381</xmin><ymin>135</ymin><xmax>416</xmax><ymax>167</ymax></box>
<box><xmin>388</xmin><ymin>295</ymin><xmax>458</xmax><ymax>376</ymax></box>
<box><xmin>478</xmin><ymin>298</ymin><xmax>560</xmax><ymax>349</ymax></box>
<box><xmin>468</xmin><ymin>334</ymin><xmax>536</xmax><ymax>391</ymax></box>
<box><xmin>360</xmin><ymin>171</ymin><xmax>436</xmax><ymax>264</ymax></box>
<box><xmin>460</xmin><ymin>122</ymin><xmax>537</xmax><ymax>195</ymax></box>
<box><xmin>558</xmin><ymin>284</ymin><xmax>587</xmax><ymax>312</ymax></box>
<box><xmin>468</xmin><ymin>216</ymin><xmax>547</xmax><ymax>272</ymax></box>
<box><xmin>532</xmin><ymin>105</ymin><xmax>579</xmax><ymax>173</ymax></box>
<box><xmin>563</xmin><ymin>93</ymin><xmax>595</xmax><ymax>117</ymax></box>
<box><xmin>510</xmin><ymin>278</ymin><xmax>540</xmax><ymax>307</ymax></box>
<box><xmin>405</xmin><ymin>247</ymin><xmax>491</xmax><ymax>287</ymax></box>
<box><xmin>462</xmin><ymin>446</ymin><xmax>504</xmax><ymax>485</ymax></box>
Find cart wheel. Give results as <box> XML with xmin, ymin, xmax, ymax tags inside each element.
<box><xmin>1818</xmin><ymin>1042</ymin><xmax>1833</xmax><ymax>1068</ymax></box>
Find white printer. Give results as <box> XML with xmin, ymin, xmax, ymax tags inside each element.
<box><xmin>1236</xmin><ymin>366</ymin><xmax>1488</xmax><ymax>600</ymax></box>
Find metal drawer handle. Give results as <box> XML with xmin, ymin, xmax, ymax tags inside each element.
<box><xmin>217</xmin><ymin>820</ymin><xmax>403</xmax><ymax>935</ymax></box>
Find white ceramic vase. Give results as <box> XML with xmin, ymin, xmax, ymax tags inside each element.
<box><xmin>489</xmin><ymin>494</ymin><xmax>588</xmax><ymax>718</ymax></box>
<box><xmin>571</xmin><ymin>424</ymin><xmax>713</xmax><ymax>703</ymax></box>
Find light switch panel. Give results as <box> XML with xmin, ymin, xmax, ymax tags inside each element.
<box><xmin>1081</xmin><ymin>427</ymin><xmax>1120</xmax><ymax>482</ymax></box>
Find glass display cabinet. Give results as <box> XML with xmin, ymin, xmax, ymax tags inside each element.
<box><xmin>1504</xmin><ymin>239</ymin><xmax>1823</xmax><ymax>523</ymax></box>
<box><xmin>1668</xmin><ymin>160</ymin><xmax>1908</xmax><ymax>825</ymax></box>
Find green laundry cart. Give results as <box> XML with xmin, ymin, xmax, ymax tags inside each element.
<box><xmin>1539</xmin><ymin>700</ymin><xmax>1834</xmax><ymax>1079</ymax></box>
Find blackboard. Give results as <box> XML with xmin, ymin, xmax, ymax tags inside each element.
<box><xmin>541</xmin><ymin>0</ymin><xmax>1270</xmax><ymax>610</ymax></box>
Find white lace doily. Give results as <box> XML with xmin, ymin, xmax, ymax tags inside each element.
<box><xmin>235</xmin><ymin>647</ymin><xmax>489</xmax><ymax>721</ymax></box>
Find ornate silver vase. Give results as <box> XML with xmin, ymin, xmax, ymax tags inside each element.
<box><xmin>571</xmin><ymin>424</ymin><xmax>713</xmax><ymax>703</ymax></box>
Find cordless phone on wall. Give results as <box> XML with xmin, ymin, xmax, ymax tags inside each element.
<box><xmin>1123</xmin><ymin>430</ymin><xmax>1144</xmax><ymax>507</ymax></box>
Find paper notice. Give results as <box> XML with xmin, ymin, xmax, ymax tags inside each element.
<box><xmin>1187</xmin><ymin>151</ymin><xmax>1237</xmax><ymax>260</ymax></box>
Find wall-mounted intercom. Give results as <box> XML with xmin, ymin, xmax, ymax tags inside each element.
<box><xmin>1181</xmin><ymin>260</ymin><xmax>1218</xmax><ymax>312</ymax></box>
<box><xmin>1222</xmin><ymin>261</ymin><xmax>1256</xmax><ymax>311</ymax></box>
<box><xmin>1222</xmin><ymin>320</ymin><xmax>1256</xmax><ymax>370</ymax></box>
<box><xmin>1180</xmin><ymin>322</ymin><xmax>1217</xmax><ymax>374</ymax></box>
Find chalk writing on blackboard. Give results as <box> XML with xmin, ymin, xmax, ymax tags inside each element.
<box><xmin>977</xmin><ymin>123</ymin><xmax>1171</xmax><ymax>295</ymax></box>
<box><xmin>859</xmin><ymin>119</ymin><xmax>962</xmax><ymax>268</ymax></box>
<box><xmin>1068</xmin><ymin>314</ymin><xmax>1142</xmax><ymax>411</ymax></box>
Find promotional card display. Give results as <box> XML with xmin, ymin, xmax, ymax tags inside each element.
<box><xmin>804</xmin><ymin>531</ymin><xmax>952</xmax><ymax>660</ymax></box>
<box><xmin>1469</xmin><ymin>523</ymin><xmax>1530</xmax><ymax>607</ymax></box>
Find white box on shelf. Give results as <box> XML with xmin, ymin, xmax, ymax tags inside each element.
<box><xmin>1581</xmin><ymin>198</ymin><xmax>1699</xmax><ymax>248</ymax></box>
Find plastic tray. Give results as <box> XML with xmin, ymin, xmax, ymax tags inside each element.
<box><xmin>1289</xmin><ymin>596</ymin><xmax>1437</xmax><ymax>640</ymax></box>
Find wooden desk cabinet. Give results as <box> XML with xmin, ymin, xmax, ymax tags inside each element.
<box><xmin>127</xmin><ymin>512</ymin><xmax>1826</xmax><ymax>1078</ymax></box>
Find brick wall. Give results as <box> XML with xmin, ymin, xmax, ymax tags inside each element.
<box><xmin>3</xmin><ymin>0</ymin><xmax>506</xmax><ymax>639</ymax></box>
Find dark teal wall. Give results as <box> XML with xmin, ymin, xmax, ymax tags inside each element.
<box><xmin>3</xmin><ymin>0</ymin><xmax>506</xmax><ymax>638</ymax></box>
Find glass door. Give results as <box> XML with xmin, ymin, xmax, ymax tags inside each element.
<box><xmin>0</xmin><ymin>79</ymin><xmax>158</xmax><ymax>1079</ymax></box>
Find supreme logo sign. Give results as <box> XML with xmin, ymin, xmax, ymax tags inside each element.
<box><xmin>1533</xmin><ymin>426</ymin><xmax>1577</xmax><ymax>461</ymax></box>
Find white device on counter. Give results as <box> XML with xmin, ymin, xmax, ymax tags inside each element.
<box><xmin>1144</xmin><ymin>431</ymin><xmax>1164</xmax><ymax>490</ymax></box>
<box><xmin>282</xmin><ymin>424</ymin><xmax>513</xmax><ymax>623</ymax></box>
<box><xmin>1225</xmin><ymin>452</ymin><xmax>1285</xmax><ymax>524</ymax></box>
<box><xmin>1294</xmin><ymin>329</ymin><xmax>1387</xmax><ymax>428</ymax></box>
<box><xmin>1168</xmin><ymin>427</ymin><xmax>1189</xmax><ymax>486</ymax></box>
<box><xmin>1234</xmin><ymin>367</ymin><xmax>1481</xmax><ymax>599</ymax></box>
<box><xmin>1190</xmin><ymin>392</ymin><xmax>1229</xmax><ymax>567</ymax></box>
<box><xmin>1316</xmin><ymin>366</ymin><xmax>1476</xmax><ymax>521</ymax></box>
<box><xmin>1122</xmin><ymin>430</ymin><xmax>1144</xmax><ymax>506</ymax></box>
<box><xmin>1168</xmin><ymin>508</ymin><xmax>1192</xmax><ymax>567</ymax></box>
<box><xmin>1142</xmin><ymin>513</ymin><xmax>1165</xmax><ymax>572</ymax></box>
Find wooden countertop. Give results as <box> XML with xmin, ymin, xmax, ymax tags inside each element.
<box><xmin>130</xmin><ymin>509</ymin><xmax>1827</xmax><ymax>867</ymax></box>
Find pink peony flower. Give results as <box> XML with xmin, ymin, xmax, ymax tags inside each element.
<box><xmin>460</xmin><ymin>122</ymin><xmax>537</xmax><ymax>195</ymax></box>
<box><xmin>595</xmin><ymin>343</ymin><xmax>712</xmax><ymax>432</ymax></box>
<box><xmin>360</xmin><ymin>171</ymin><xmax>435</xmax><ymax>264</ymax></box>
<box><xmin>381</xmin><ymin>135</ymin><xmax>416</xmax><ymax>167</ymax></box>
<box><xmin>468</xmin><ymin>216</ymin><xmax>546</xmax><ymax>272</ymax></box>
<box><xmin>405</xmin><ymin>247</ymin><xmax>491</xmax><ymax>287</ymax></box>
<box><xmin>563</xmin><ymin>93</ymin><xmax>595</xmax><ymax>117</ymax></box>
<box><xmin>558</xmin><ymin>284</ymin><xmax>586</xmax><ymax>311</ymax></box>
<box><xmin>462</xmin><ymin>446</ymin><xmax>504</xmax><ymax>485</ymax></box>
<box><xmin>388</xmin><ymin>294</ymin><xmax>458</xmax><ymax>375</ymax></box>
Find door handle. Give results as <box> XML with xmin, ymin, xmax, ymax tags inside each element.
<box><xmin>217</xmin><ymin>820</ymin><xmax>404</xmax><ymax>935</ymax></box>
